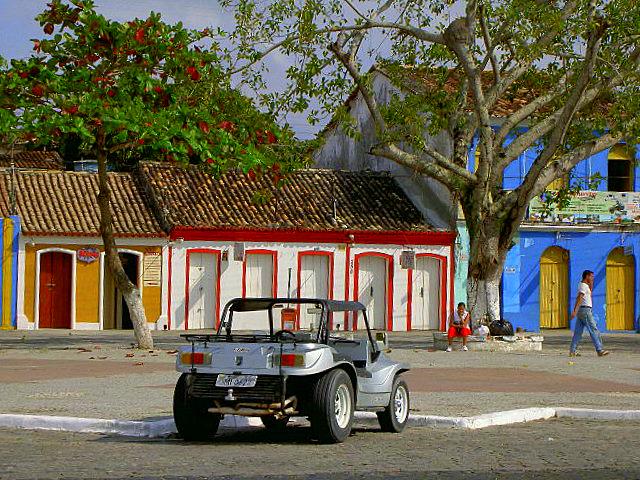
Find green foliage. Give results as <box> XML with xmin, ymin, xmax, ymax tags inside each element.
<box><xmin>0</xmin><ymin>0</ymin><xmax>305</xmax><ymax>176</ymax></box>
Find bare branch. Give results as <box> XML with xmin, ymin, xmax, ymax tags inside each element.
<box><xmin>501</xmin><ymin>44</ymin><xmax>640</xmax><ymax>165</ymax></box>
<box><xmin>371</xmin><ymin>143</ymin><xmax>475</xmax><ymax>190</ymax></box>
<box><xmin>483</xmin><ymin>0</ymin><xmax>580</xmax><ymax>110</ymax></box>
<box><xmin>479</xmin><ymin>3</ymin><xmax>500</xmax><ymax>85</ymax></box>
<box><xmin>529</xmin><ymin>132</ymin><xmax>623</xmax><ymax>199</ymax></box>
<box><xmin>443</xmin><ymin>19</ymin><xmax>494</xmax><ymax>186</ymax></box>
<box><xmin>329</xmin><ymin>42</ymin><xmax>386</xmax><ymax>133</ymax></box>
<box><xmin>230</xmin><ymin>22</ymin><xmax>444</xmax><ymax>75</ymax></box>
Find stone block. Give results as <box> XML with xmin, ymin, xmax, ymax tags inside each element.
<box><xmin>433</xmin><ymin>332</ymin><xmax>543</xmax><ymax>352</ymax></box>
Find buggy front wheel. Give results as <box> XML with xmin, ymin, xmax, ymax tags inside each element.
<box><xmin>310</xmin><ymin>369</ymin><xmax>354</xmax><ymax>443</ymax></box>
<box><xmin>377</xmin><ymin>376</ymin><xmax>410</xmax><ymax>432</ymax></box>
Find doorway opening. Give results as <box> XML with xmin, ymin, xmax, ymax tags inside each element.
<box><xmin>103</xmin><ymin>252</ymin><xmax>140</xmax><ymax>330</ymax></box>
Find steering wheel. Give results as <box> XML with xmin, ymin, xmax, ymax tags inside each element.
<box><xmin>274</xmin><ymin>329</ymin><xmax>296</xmax><ymax>340</ymax></box>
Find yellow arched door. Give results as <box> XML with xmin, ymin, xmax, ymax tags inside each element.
<box><xmin>540</xmin><ymin>247</ymin><xmax>569</xmax><ymax>328</ymax></box>
<box><xmin>606</xmin><ymin>248</ymin><xmax>635</xmax><ymax>330</ymax></box>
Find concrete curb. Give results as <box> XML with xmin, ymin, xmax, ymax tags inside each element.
<box><xmin>555</xmin><ymin>407</ymin><xmax>640</xmax><ymax>421</ymax></box>
<box><xmin>0</xmin><ymin>413</ymin><xmax>259</xmax><ymax>438</ymax></box>
<box><xmin>1</xmin><ymin>407</ymin><xmax>638</xmax><ymax>438</ymax></box>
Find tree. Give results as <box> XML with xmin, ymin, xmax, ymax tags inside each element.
<box><xmin>222</xmin><ymin>0</ymin><xmax>640</xmax><ymax>320</ymax></box>
<box><xmin>0</xmin><ymin>0</ymin><xmax>299</xmax><ymax>347</ymax></box>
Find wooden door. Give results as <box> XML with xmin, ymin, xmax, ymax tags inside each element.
<box><xmin>298</xmin><ymin>254</ymin><xmax>330</xmax><ymax>330</ymax></box>
<box><xmin>39</xmin><ymin>252</ymin><xmax>72</xmax><ymax>328</ymax></box>
<box><xmin>245</xmin><ymin>253</ymin><xmax>274</xmax><ymax>297</ymax></box>
<box><xmin>235</xmin><ymin>253</ymin><xmax>275</xmax><ymax>330</ymax></box>
<box><xmin>539</xmin><ymin>247</ymin><xmax>569</xmax><ymax>329</ymax></box>
<box><xmin>357</xmin><ymin>256</ymin><xmax>387</xmax><ymax>330</ymax></box>
<box><xmin>412</xmin><ymin>256</ymin><xmax>441</xmax><ymax>330</ymax></box>
<box><xmin>606</xmin><ymin>248</ymin><xmax>635</xmax><ymax>330</ymax></box>
<box><xmin>188</xmin><ymin>252</ymin><xmax>218</xmax><ymax>329</ymax></box>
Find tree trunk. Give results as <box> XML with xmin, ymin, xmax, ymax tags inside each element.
<box><xmin>96</xmin><ymin>135</ymin><xmax>153</xmax><ymax>350</ymax></box>
<box><xmin>464</xmin><ymin>219</ymin><xmax>508</xmax><ymax>324</ymax></box>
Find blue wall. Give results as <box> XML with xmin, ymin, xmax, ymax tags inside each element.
<box><xmin>501</xmin><ymin>230</ymin><xmax>640</xmax><ymax>333</ymax></box>
<box><xmin>468</xmin><ymin>138</ymin><xmax>640</xmax><ymax>191</ymax></box>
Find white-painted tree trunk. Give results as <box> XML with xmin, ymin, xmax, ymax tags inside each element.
<box><xmin>96</xmin><ymin>134</ymin><xmax>153</xmax><ymax>350</ymax></box>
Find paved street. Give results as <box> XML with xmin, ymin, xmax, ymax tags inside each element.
<box><xmin>1</xmin><ymin>419</ymin><xmax>639</xmax><ymax>479</ymax></box>
<box><xmin>0</xmin><ymin>329</ymin><xmax>639</xmax><ymax>479</ymax></box>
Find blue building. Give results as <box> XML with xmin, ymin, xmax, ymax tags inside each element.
<box><xmin>457</xmin><ymin>142</ymin><xmax>640</xmax><ymax>333</ymax></box>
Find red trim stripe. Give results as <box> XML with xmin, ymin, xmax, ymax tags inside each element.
<box><xmin>170</xmin><ymin>227</ymin><xmax>454</xmax><ymax>246</ymax></box>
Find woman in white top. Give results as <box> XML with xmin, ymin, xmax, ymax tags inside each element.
<box><xmin>447</xmin><ymin>302</ymin><xmax>472</xmax><ymax>352</ymax></box>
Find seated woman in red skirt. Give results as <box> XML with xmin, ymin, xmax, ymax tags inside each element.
<box><xmin>447</xmin><ymin>302</ymin><xmax>472</xmax><ymax>352</ymax></box>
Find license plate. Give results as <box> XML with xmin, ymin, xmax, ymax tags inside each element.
<box><xmin>215</xmin><ymin>374</ymin><xmax>257</xmax><ymax>388</ymax></box>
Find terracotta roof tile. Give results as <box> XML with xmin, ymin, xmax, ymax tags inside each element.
<box><xmin>140</xmin><ymin>162</ymin><xmax>434</xmax><ymax>232</ymax></box>
<box><xmin>0</xmin><ymin>151</ymin><xmax>63</xmax><ymax>170</ymax></box>
<box><xmin>0</xmin><ymin>170</ymin><xmax>164</xmax><ymax>237</ymax></box>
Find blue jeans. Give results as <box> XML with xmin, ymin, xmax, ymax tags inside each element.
<box><xmin>570</xmin><ymin>307</ymin><xmax>604</xmax><ymax>353</ymax></box>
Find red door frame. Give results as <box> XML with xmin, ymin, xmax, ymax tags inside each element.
<box><xmin>296</xmin><ymin>251</ymin><xmax>334</xmax><ymax>329</ymax></box>
<box><xmin>406</xmin><ymin>253</ymin><xmax>448</xmax><ymax>331</ymax></box>
<box><xmin>184</xmin><ymin>249</ymin><xmax>222</xmax><ymax>330</ymax></box>
<box><xmin>242</xmin><ymin>249</ymin><xmax>278</xmax><ymax>297</ymax></box>
<box><xmin>39</xmin><ymin>251</ymin><xmax>73</xmax><ymax>329</ymax></box>
<box><xmin>353</xmin><ymin>252</ymin><xmax>394</xmax><ymax>331</ymax></box>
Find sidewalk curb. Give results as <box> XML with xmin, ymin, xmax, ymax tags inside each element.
<box><xmin>1</xmin><ymin>407</ymin><xmax>638</xmax><ymax>438</ymax></box>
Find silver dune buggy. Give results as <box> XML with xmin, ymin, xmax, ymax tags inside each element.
<box><xmin>174</xmin><ymin>297</ymin><xmax>410</xmax><ymax>443</ymax></box>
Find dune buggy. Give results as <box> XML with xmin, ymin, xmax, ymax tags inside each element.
<box><xmin>173</xmin><ymin>297</ymin><xmax>410</xmax><ymax>443</ymax></box>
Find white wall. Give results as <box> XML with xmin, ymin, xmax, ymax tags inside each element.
<box><xmin>168</xmin><ymin>240</ymin><xmax>452</xmax><ymax>332</ymax></box>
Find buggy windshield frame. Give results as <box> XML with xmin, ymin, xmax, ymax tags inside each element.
<box><xmin>199</xmin><ymin>297</ymin><xmax>377</xmax><ymax>346</ymax></box>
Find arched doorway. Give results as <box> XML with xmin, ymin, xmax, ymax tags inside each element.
<box><xmin>539</xmin><ymin>246</ymin><xmax>569</xmax><ymax>329</ymax></box>
<box><xmin>298</xmin><ymin>252</ymin><xmax>333</xmax><ymax>330</ymax></box>
<box><xmin>38</xmin><ymin>251</ymin><xmax>73</xmax><ymax>328</ymax></box>
<box><xmin>185</xmin><ymin>250</ymin><xmax>220</xmax><ymax>330</ymax></box>
<box><xmin>411</xmin><ymin>255</ymin><xmax>442</xmax><ymax>330</ymax></box>
<box><xmin>606</xmin><ymin>247</ymin><xmax>635</xmax><ymax>330</ymax></box>
<box><xmin>103</xmin><ymin>252</ymin><xmax>140</xmax><ymax>330</ymax></box>
<box><xmin>354</xmin><ymin>253</ymin><xmax>392</xmax><ymax>331</ymax></box>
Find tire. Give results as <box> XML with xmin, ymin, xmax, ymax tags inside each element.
<box><xmin>260</xmin><ymin>415</ymin><xmax>290</xmax><ymax>431</ymax></box>
<box><xmin>377</xmin><ymin>376</ymin><xmax>410</xmax><ymax>433</ymax></box>
<box><xmin>173</xmin><ymin>373</ymin><xmax>221</xmax><ymax>441</ymax></box>
<box><xmin>310</xmin><ymin>369</ymin><xmax>354</xmax><ymax>443</ymax></box>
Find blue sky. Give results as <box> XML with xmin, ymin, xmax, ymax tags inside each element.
<box><xmin>0</xmin><ymin>0</ymin><xmax>319</xmax><ymax>138</ymax></box>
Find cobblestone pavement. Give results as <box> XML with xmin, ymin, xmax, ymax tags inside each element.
<box><xmin>0</xmin><ymin>329</ymin><xmax>639</xmax><ymax>419</ymax></box>
<box><xmin>0</xmin><ymin>420</ymin><xmax>639</xmax><ymax>479</ymax></box>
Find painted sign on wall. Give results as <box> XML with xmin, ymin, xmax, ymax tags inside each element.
<box><xmin>529</xmin><ymin>191</ymin><xmax>640</xmax><ymax>224</ymax></box>
<box><xmin>77</xmin><ymin>247</ymin><xmax>100</xmax><ymax>263</ymax></box>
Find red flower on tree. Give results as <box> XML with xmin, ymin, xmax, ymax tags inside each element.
<box><xmin>186</xmin><ymin>66</ymin><xmax>200</xmax><ymax>81</ymax></box>
<box><xmin>31</xmin><ymin>85</ymin><xmax>44</xmax><ymax>97</ymax></box>
<box><xmin>134</xmin><ymin>28</ymin><xmax>145</xmax><ymax>44</ymax></box>
<box><xmin>198</xmin><ymin>121</ymin><xmax>210</xmax><ymax>134</ymax></box>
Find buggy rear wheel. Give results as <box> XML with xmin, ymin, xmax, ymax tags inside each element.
<box><xmin>173</xmin><ymin>373</ymin><xmax>221</xmax><ymax>441</ymax></box>
<box><xmin>310</xmin><ymin>369</ymin><xmax>354</xmax><ymax>443</ymax></box>
<box><xmin>377</xmin><ymin>376</ymin><xmax>410</xmax><ymax>432</ymax></box>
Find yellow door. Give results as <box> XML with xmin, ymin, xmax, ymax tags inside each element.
<box><xmin>606</xmin><ymin>248</ymin><xmax>635</xmax><ymax>330</ymax></box>
<box><xmin>540</xmin><ymin>247</ymin><xmax>569</xmax><ymax>328</ymax></box>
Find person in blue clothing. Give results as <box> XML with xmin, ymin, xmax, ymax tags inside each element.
<box><xmin>569</xmin><ymin>270</ymin><xmax>610</xmax><ymax>357</ymax></box>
